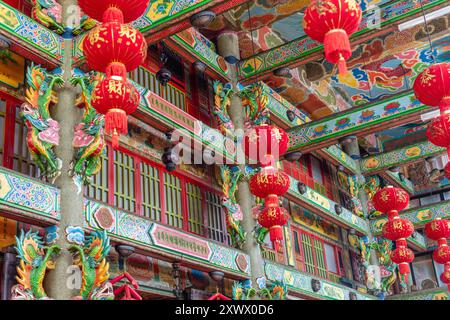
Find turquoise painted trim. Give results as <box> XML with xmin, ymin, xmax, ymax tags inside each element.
<box><xmin>387</xmin><ymin>288</ymin><xmax>449</xmax><ymax>300</ymax></box>
<box><xmin>0</xmin><ymin>166</ymin><xmax>60</xmax><ymax>220</ymax></box>
<box><xmin>264</xmin><ymin>261</ymin><xmax>376</xmax><ymax>300</ymax></box>
<box><xmin>0</xmin><ymin>2</ymin><xmax>63</xmax><ymax>62</ymax></box>
<box><xmin>287</xmin><ymin>175</ymin><xmax>369</xmax><ymax>234</ymax></box>
<box><xmin>321</xmin><ymin>145</ymin><xmax>360</xmax><ymax>175</ymax></box>
<box><xmin>361</xmin><ymin>141</ymin><xmax>445</xmax><ymax>174</ymax></box>
<box><xmin>287</xmin><ymin>92</ymin><xmax>428</xmax><ymax>152</ymax></box>
<box><xmin>84</xmin><ymin>199</ymin><xmax>251</xmax><ymax>278</ymax></box>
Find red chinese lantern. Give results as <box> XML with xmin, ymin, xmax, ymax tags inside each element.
<box><xmin>372</xmin><ymin>186</ymin><xmax>409</xmax><ymax>218</ymax></box>
<box><xmin>83</xmin><ymin>22</ymin><xmax>147</xmax><ymax>77</ymax></box>
<box><xmin>243</xmin><ymin>125</ymin><xmax>289</xmax><ymax>167</ymax></box>
<box><xmin>425</xmin><ymin>218</ymin><xmax>450</xmax><ymax>242</ymax></box>
<box><xmin>382</xmin><ymin>218</ymin><xmax>414</xmax><ymax>241</ymax></box>
<box><xmin>413</xmin><ymin>63</ymin><xmax>450</xmax><ymax>113</ymax></box>
<box><xmin>303</xmin><ymin>0</ymin><xmax>362</xmax><ymax>76</ymax></box>
<box><xmin>91</xmin><ymin>76</ymin><xmax>140</xmax><ymax>148</ymax></box>
<box><xmin>433</xmin><ymin>246</ymin><xmax>450</xmax><ymax>265</ymax></box>
<box><xmin>426</xmin><ymin>113</ymin><xmax>450</xmax><ymax>148</ymax></box>
<box><xmin>249</xmin><ymin>167</ymin><xmax>290</xmax><ymax>199</ymax></box>
<box><xmin>440</xmin><ymin>265</ymin><xmax>450</xmax><ymax>291</ymax></box>
<box><xmin>390</xmin><ymin>245</ymin><xmax>414</xmax><ymax>276</ymax></box>
<box><xmin>78</xmin><ymin>0</ymin><xmax>149</xmax><ymax>24</ymax></box>
<box><xmin>258</xmin><ymin>198</ymin><xmax>289</xmax><ymax>252</ymax></box>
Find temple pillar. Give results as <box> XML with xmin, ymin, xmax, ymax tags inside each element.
<box><xmin>1</xmin><ymin>247</ymin><xmax>16</xmax><ymax>300</ymax></box>
<box><xmin>217</xmin><ymin>31</ymin><xmax>240</xmax><ymax>65</ymax></box>
<box><xmin>45</xmin><ymin>0</ymin><xmax>85</xmax><ymax>299</ymax></box>
<box><xmin>218</xmin><ymin>34</ymin><xmax>265</xmax><ymax>293</ymax></box>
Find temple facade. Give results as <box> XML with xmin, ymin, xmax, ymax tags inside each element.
<box><xmin>0</xmin><ymin>0</ymin><xmax>449</xmax><ymax>300</ymax></box>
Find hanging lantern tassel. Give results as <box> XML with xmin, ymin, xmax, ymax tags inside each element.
<box><xmin>397</xmin><ymin>262</ymin><xmax>411</xmax><ymax>278</ymax></box>
<box><xmin>324</xmin><ymin>29</ymin><xmax>351</xmax><ymax>76</ymax></box>
<box><xmin>105</xmin><ymin>109</ymin><xmax>128</xmax><ymax>149</ymax></box>
<box><xmin>269</xmin><ymin>225</ymin><xmax>283</xmax><ymax>252</ymax></box>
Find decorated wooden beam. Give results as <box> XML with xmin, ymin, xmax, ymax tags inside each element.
<box><xmin>371</xmin><ymin>200</ymin><xmax>450</xmax><ymax>234</ymax></box>
<box><xmin>361</xmin><ymin>141</ymin><xmax>445</xmax><ymax>175</ymax></box>
<box><xmin>85</xmin><ymin>199</ymin><xmax>251</xmax><ymax>280</ymax></box>
<box><xmin>264</xmin><ymin>261</ymin><xmax>376</xmax><ymax>300</ymax></box>
<box><xmin>315</xmin><ymin>146</ymin><xmax>360</xmax><ymax>175</ymax></box>
<box><xmin>380</xmin><ymin>171</ymin><xmax>415</xmax><ymax>195</ymax></box>
<box><xmin>0</xmin><ymin>2</ymin><xmax>63</xmax><ymax>67</ymax></box>
<box><xmin>165</xmin><ymin>28</ymin><xmax>231</xmax><ymax>81</ymax></box>
<box><xmin>286</xmin><ymin>92</ymin><xmax>430</xmax><ymax>154</ymax></box>
<box><xmin>133</xmin><ymin>81</ymin><xmax>237</xmax><ymax>164</ymax></box>
<box><xmin>286</xmin><ymin>176</ymin><xmax>369</xmax><ymax>235</ymax></box>
<box><xmin>135</xmin><ymin>0</ymin><xmax>248</xmax><ymax>43</ymax></box>
<box><xmin>387</xmin><ymin>288</ymin><xmax>449</xmax><ymax>300</ymax></box>
<box><xmin>0</xmin><ymin>167</ymin><xmax>60</xmax><ymax>226</ymax></box>
<box><xmin>238</xmin><ymin>0</ymin><xmax>447</xmax><ymax>80</ymax></box>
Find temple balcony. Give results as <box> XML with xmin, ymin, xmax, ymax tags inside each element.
<box><xmin>387</xmin><ymin>288</ymin><xmax>448</xmax><ymax>300</ymax></box>
<box><xmin>0</xmin><ymin>1</ymin><xmax>63</xmax><ymax>67</ymax></box>
<box><xmin>0</xmin><ymin>165</ymin><xmax>250</xmax><ymax>280</ymax></box>
<box><xmin>264</xmin><ymin>261</ymin><xmax>376</xmax><ymax>300</ymax></box>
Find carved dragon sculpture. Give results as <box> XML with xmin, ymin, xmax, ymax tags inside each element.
<box><xmin>32</xmin><ymin>0</ymin><xmax>96</xmax><ymax>35</ymax></box>
<box><xmin>213</xmin><ymin>80</ymin><xmax>235</xmax><ymax>137</ymax></box>
<box><xmin>21</xmin><ymin>63</ymin><xmax>63</xmax><ymax>183</ymax></box>
<box><xmin>232</xmin><ymin>281</ymin><xmax>257</xmax><ymax>300</ymax></box>
<box><xmin>240</xmin><ymin>83</ymin><xmax>270</xmax><ymax>128</ymax></box>
<box><xmin>371</xmin><ymin>237</ymin><xmax>397</xmax><ymax>294</ymax></box>
<box><xmin>67</xmin><ymin>229</ymin><xmax>114</xmax><ymax>300</ymax></box>
<box><xmin>11</xmin><ymin>230</ymin><xmax>61</xmax><ymax>300</ymax></box>
<box><xmin>219</xmin><ymin>165</ymin><xmax>246</xmax><ymax>248</ymax></box>
<box><xmin>70</xmin><ymin>72</ymin><xmax>106</xmax><ymax>193</ymax></box>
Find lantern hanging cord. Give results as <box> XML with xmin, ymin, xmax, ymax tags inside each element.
<box><xmin>418</xmin><ymin>0</ymin><xmax>436</xmax><ymax>63</ymax></box>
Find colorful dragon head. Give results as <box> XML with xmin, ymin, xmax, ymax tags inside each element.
<box><xmin>11</xmin><ymin>229</ymin><xmax>61</xmax><ymax>300</ymax></box>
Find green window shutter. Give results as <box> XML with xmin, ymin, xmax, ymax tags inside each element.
<box><xmin>85</xmin><ymin>146</ymin><xmax>109</xmax><ymax>203</ymax></box>
<box><xmin>140</xmin><ymin>162</ymin><xmax>161</xmax><ymax>221</ymax></box>
<box><xmin>205</xmin><ymin>191</ymin><xmax>228</xmax><ymax>244</ymax></box>
<box><xmin>301</xmin><ymin>233</ymin><xmax>316</xmax><ymax>275</ymax></box>
<box><xmin>113</xmin><ymin>149</ymin><xmax>136</xmax><ymax>212</ymax></box>
<box><xmin>313</xmin><ymin>238</ymin><xmax>327</xmax><ymax>278</ymax></box>
<box><xmin>164</xmin><ymin>172</ymin><xmax>183</xmax><ymax>228</ymax></box>
<box><xmin>186</xmin><ymin>182</ymin><xmax>203</xmax><ymax>234</ymax></box>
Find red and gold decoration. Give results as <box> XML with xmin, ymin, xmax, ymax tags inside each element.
<box><xmin>249</xmin><ymin>167</ymin><xmax>290</xmax><ymax>199</ymax></box>
<box><xmin>414</xmin><ymin>62</ymin><xmax>450</xmax><ymax>180</ymax></box>
<box><xmin>413</xmin><ymin>63</ymin><xmax>450</xmax><ymax>113</ymax></box>
<box><xmin>243</xmin><ymin>124</ymin><xmax>289</xmax><ymax>167</ymax></box>
<box><xmin>246</xmin><ymin>124</ymin><xmax>290</xmax><ymax>251</ymax></box>
<box><xmin>303</xmin><ymin>0</ymin><xmax>362</xmax><ymax>76</ymax></box>
<box><xmin>110</xmin><ymin>271</ymin><xmax>142</xmax><ymax>300</ymax></box>
<box><xmin>80</xmin><ymin>0</ymin><xmax>148</xmax><ymax>148</ymax></box>
<box><xmin>424</xmin><ymin>218</ymin><xmax>450</xmax><ymax>291</ymax></box>
<box><xmin>373</xmin><ymin>186</ymin><xmax>415</xmax><ymax>278</ymax></box>
<box><xmin>258</xmin><ymin>195</ymin><xmax>289</xmax><ymax>252</ymax></box>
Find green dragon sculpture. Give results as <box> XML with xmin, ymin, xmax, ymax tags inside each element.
<box><xmin>232</xmin><ymin>281</ymin><xmax>257</xmax><ymax>300</ymax></box>
<box><xmin>11</xmin><ymin>230</ymin><xmax>61</xmax><ymax>300</ymax></box>
<box><xmin>232</xmin><ymin>278</ymin><xmax>287</xmax><ymax>300</ymax></box>
<box><xmin>371</xmin><ymin>237</ymin><xmax>397</xmax><ymax>294</ymax></box>
<box><xmin>259</xmin><ymin>280</ymin><xmax>288</xmax><ymax>300</ymax></box>
<box><xmin>213</xmin><ymin>81</ymin><xmax>235</xmax><ymax>137</ymax></box>
<box><xmin>70</xmin><ymin>72</ymin><xmax>106</xmax><ymax>193</ymax></box>
<box><xmin>219</xmin><ymin>165</ymin><xmax>246</xmax><ymax>248</ymax></box>
<box><xmin>240</xmin><ymin>83</ymin><xmax>270</xmax><ymax>128</ymax></box>
<box><xmin>21</xmin><ymin>63</ymin><xmax>64</xmax><ymax>183</ymax></box>
<box><xmin>32</xmin><ymin>0</ymin><xmax>96</xmax><ymax>35</ymax></box>
<box><xmin>67</xmin><ymin>229</ymin><xmax>114</xmax><ymax>300</ymax></box>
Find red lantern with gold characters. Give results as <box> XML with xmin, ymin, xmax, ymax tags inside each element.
<box><xmin>249</xmin><ymin>167</ymin><xmax>290</xmax><ymax>199</ymax></box>
<box><xmin>91</xmin><ymin>76</ymin><xmax>140</xmax><ymax>148</ymax></box>
<box><xmin>83</xmin><ymin>22</ymin><xmax>147</xmax><ymax>77</ymax></box>
<box><xmin>78</xmin><ymin>0</ymin><xmax>149</xmax><ymax>24</ymax></box>
<box><xmin>425</xmin><ymin>218</ymin><xmax>450</xmax><ymax>291</ymax></box>
<box><xmin>390</xmin><ymin>245</ymin><xmax>415</xmax><ymax>275</ymax></box>
<box><xmin>382</xmin><ymin>218</ymin><xmax>414</xmax><ymax>241</ymax></box>
<box><xmin>258</xmin><ymin>195</ymin><xmax>289</xmax><ymax>251</ymax></box>
<box><xmin>426</xmin><ymin>113</ymin><xmax>450</xmax><ymax>148</ymax></box>
<box><xmin>413</xmin><ymin>63</ymin><xmax>450</xmax><ymax>113</ymax></box>
<box><xmin>372</xmin><ymin>186</ymin><xmax>410</xmax><ymax>218</ymax></box>
<box><xmin>243</xmin><ymin>124</ymin><xmax>289</xmax><ymax>167</ymax></box>
<box><xmin>441</xmin><ymin>266</ymin><xmax>450</xmax><ymax>291</ymax></box>
<box><xmin>424</xmin><ymin>218</ymin><xmax>450</xmax><ymax>242</ymax></box>
<box><xmin>303</xmin><ymin>0</ymin><xmax>362</xmax><ymax>76</ymax></box>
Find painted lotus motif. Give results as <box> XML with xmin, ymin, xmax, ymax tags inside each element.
<box><xmin>335</xmin><ymin>117</ymin><xmax>352</xmax><ymax>130</ymax></box>
<box><xmin>383</xmin><ymin>102</ymin><xmax>401</xmax><ymax>115</ymax></box>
